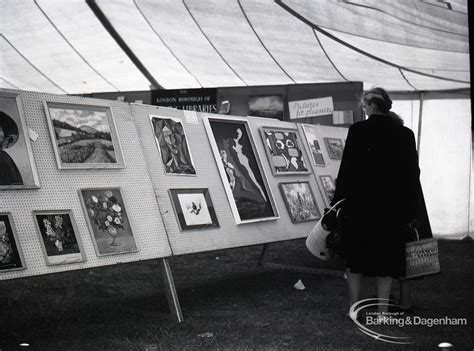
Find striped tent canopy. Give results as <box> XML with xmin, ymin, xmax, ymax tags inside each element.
<box><xmin>0</xmin><ymin>0</ymin><xmax>469</xmax><ymax>94</ymax></box>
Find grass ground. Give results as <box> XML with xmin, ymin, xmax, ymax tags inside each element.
<box><xmin>0</xmin><ymin>239</ymin><xmax>473</xmax><ymax>350</ymax></box>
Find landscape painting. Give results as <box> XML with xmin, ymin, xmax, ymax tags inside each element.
<box><xmin>79</xmin><ymin>188</ymin><xmax>138</xmax><ymax>256</ymax></box>
<box><xmin>33</xmin><ymin>210</ymin><xmax>85</xmax><ymax>266</ymax></box>
<box><xmin>320</xmin><ymin>175</ymin><xmax>336</xmax><ymax>204</ymax></box>
<box><xmin>0</xmin><ymin>213</ymin><xmax>25</xmax><ymax>272</ymax></box>
<box><xmin>260</xmin><ymin>127</ymin><xmax>309</xmax><ymax>175</ymax></box>
<box><xmin>279</xmin><ymin>182</ymin><xmax>320</xmax><ymax>223</ymax></box>
<box><xmin>248</xmin><ymin>95</ymin><xmax>284</xmax><ymax>120</ymax></box>
<box><xmin>203</xmin><ymin>117</ymin><xmax>278</xmax><ymax>224</ymax></box>
<box><xmin>44</xmin><ymin>102</ymin><xmax>125</xmax><ymax>169</ymax></box>
<box><xmin>324</xmin><ymin>137</ymin><xmax>344</xmax><ymax>160</ymax></box>
<box><xmin>301</xmin><ymin>124</ymin><xmax>325</xmax><ymax>166</ymax></box>
<box><xmin>1</xmin><ymin>92</ymin><xmax>40</xmax><ymax>189</ymax></box>
<box><xmin>150</xmin><ymin>115</ymin><xmax>196</xmax><ymax>175</ymax></box>
<box><xmin>169</xmin><ymin>188</ymin><xmax>219</xmax><ymax>230</ymax></box>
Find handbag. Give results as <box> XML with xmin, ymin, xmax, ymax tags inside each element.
<box><xmin>405</xmin><ymin>224</ymin><xmax>440</xmax><ymax>279</ymax></box>
<box><xmin>305</xmin><ymin>199</ymin><xmax>345</xmax><ymax>260</ymax></box>
<box><xmin>325</xmin><ymin>207</ymin><xmax>344</xmax><ymax>257</ymax></box>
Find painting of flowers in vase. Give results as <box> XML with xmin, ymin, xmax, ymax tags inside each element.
<box><xmin>33</xmin><ymin>210</ymin><xmax>85</xmax><ymax>265</ymax></box>
<box><xmin>79</xmin><ymin>188</ymin><xmax>138</xmax><ymax>256</ymax></box>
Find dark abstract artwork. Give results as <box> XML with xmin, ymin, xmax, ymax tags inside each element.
<box><xmin>0</xmin><ymin>213</ymin><xmax>24</xmax><ymax>271</ymax></box>
<box><xmin>207</xmin><ymin>119</ymin><xmax>277</xmax><ymax>222</ymax></box>
<box><xmin>151</xmin><ymin>116</ymin><xmax>196</xmax><ymax>175</ymax></box>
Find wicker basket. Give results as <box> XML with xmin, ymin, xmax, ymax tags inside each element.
<box><xmin>405</xmin><ymin>228</ymin><xmax>440</xmax><ymax>279</ymax></box>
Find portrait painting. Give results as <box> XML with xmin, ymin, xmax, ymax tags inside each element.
<box><xmin>149</xmin><ymin>115</ymin><xmax>196</xmax><ymax>175</ymax></box>
<box><xmin>320</xmin><ymin>175</ymin><xmax>336</xmax><ymax>204</ymax></box>
<box><xmin>203</xmin><ymin>117</ymin><xmax>278</xmax><ymax>224</ymax></box>
<box><xmin>44</xmin><ymin>102</ymin><xmax>125</xmax><ymax>169</ymax></box>
<box><xmin>248</xmin><ymin>95</ymin><xmax>284</xmax><ymax>120</ymax></box>
<box><xmin>169</xmin><ymin>188</ymin><xmax>219</xmax><ymax>230</ymax></box>
<box><xmin>0</xmin><ymin>91</ymin><xmax>40</xmax><ymax>189</ymax></box>
<box><xmin>33</xmin><ymin>210</ymin><xmax>85</xmax><ymax>266</ymax></box>
<box><xmin>324</xmin><ymin>137</ymin><xmax>344</xmax><ymax>159</ymax></box>
<box><xmin>79</xmin><ymin>188</ymin><xmax>138</xmax><ymax>256</ymax></box>
<box><xmin>0</xmin><ymin>213</ymin><xmax>25</xmax><ymax>272</ymax></box>
<box><xmin>260</xmin><ymin>127</ymin><xmax>310</xmax><ymax>175</ymax></box>
<box><xmin>301</xmin><ymin>124</ymin><xmax>325</xmax><ymax>166</ymax></box>
<box><xmin>279</xmin><ymin>182</ymin><xmax>320</xmax><ymax>223</ymax></box>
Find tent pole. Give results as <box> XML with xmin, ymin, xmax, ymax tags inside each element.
<box><xmin>416</xmin><ymin>92</ymin><xmax>424</xmax><ymax>155</ymax></box>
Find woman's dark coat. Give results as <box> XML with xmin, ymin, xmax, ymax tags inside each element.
<box><xmin>332</xmin><ymin>114</ymin><xmax>420</xmax><ymax>277</ymax></box>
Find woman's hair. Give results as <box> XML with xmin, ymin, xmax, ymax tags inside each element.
<box><xmin>361</xmin><ymin>87</ymin><xmax>392</xmax><ymax>114</ymax></box>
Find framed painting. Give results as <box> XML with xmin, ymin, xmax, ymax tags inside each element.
<box><xmin>323</xmin><ymin>137</ymin><xmax>344</xmax><ymax>160</ymax></box>
<box><xmin>79</xmin><ymin>188</ymin><xmax>138</xmax><ymax>256</ymax></box>
<box><xmin>169</xmin><ymin>188</ymin><xmax>219</xmax><ymax>230</ymax></box>
<box><xmin>203</xmin><ymin>116</ymin><xmax>279</xmax><ymax>224</ymax></box>
<box><xmin>301</xmin><ymin>124</ymin><xmax>325</xmax><ymax>166</ymax></box>
<box><xmin>279</xmin><ymin>182</ymin><xmax>320</xmax><ymax>223</ymax></box>
<box><xmin>260</xmin><ymin>127</ymin><xmax>310</xmax><ymax>175</ymax></box>
<box><xmin>149</xmin><ymin>115</ymin><xmax>196</xmax><ymax>175</ymax></box>
<box><xmin>33</xmin><ymin>210</ymin><xmax>85</xmax><ymax>266</ymax></box>
<box><xmin>0</xmin><ymin>213</ymin><xmax>26</xmax><ymax>272</ymax></box>
<box><xmin>319</xmin><ymin>175</ymin><xmax>336</xmax><ymax>204</ymax></box>
<box><xmin>248</xmin><ymin>95</ymin><xmax>284</xmax><ymax>120</ymax></box>
<box><xmin>0</xmin><ymin>91</ymin><xmax>40</xmax><ymax>189</ymax></box>
<box><xmin>43</xmin><ymin>101</ymin><xmax>125</xmax><ymax>169</ymax></box>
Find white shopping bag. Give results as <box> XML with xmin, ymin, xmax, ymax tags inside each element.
<box><xmin>305</xmin><ymin>199</ymin><xmax>345</xmax><ymax>260</ymax></box>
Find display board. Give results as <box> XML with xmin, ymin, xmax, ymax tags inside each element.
<box><xmin>0</xmin><ymin>89</ymin><xmax>172</xmax><ymax>280</ymax></box>
<box><xmin>131</xmin><ymin>104</ymin><xmax>329</xmax><ymax>256</ymax></box>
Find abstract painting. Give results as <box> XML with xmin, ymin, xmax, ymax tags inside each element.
<box><xmin>324</xmin><ymin>137</ymin><xmax>344</xmax><ymax>160</ymax></box>
<box><xmin>169</xmin><ymin>188</ymin><xmax>219</xmax><ymax>230</ymax></box>
<box><xmin>150</xmin><ymin>115</ymin><xmax>196</xmax><ymax>175</ymax></box>
<box><xmin>0</xmin><ymin>213</ymin><xmax>25</xmax><ymax>271</ymax></box>
<box><xmin>279</xmin><ymin>182</ymin><xmax>320</xmax><ymax>223</ymax></box>
<box><xmin>204</xmin><ymin>117</ymin><xmax>278</xmax><ymax>224</ymax></box>
<box><xmin>0</xmin><ymin>91</ymin><xmax>40</xmax><ymax>189</ymax></box>
<box><xmin>33</xmin><ymin>210</ymin><xmax>85</xmax><ymax>265</ymax></box>
<box><xmin>319</xmin><ymin>175</ymin><xmax>336</xmax><ymax>204</ymax></box>
<box><xmin>79</xmin><ymin>188</ymin><xmax>138</xmax><ymax>256</ymax></box>
<box><xmin>44</xmin><ymin>102</ymin><xmax>125</xmax><ymax>169</ymax></box>
<box><xmin>248</xmin><ymin>95</ymin><xmax>284</xmax><ymax>120</ymax></box>
<box><xmin>301</xmin><ymin>124</ymin><xmax>325</xmax><ymax>166</ymax></box>
<box><xmin>260</xmin><ymin>127</ymin><xmax>310</xmax><ymax>175</ymax></box>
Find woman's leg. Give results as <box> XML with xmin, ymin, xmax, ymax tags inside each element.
<box><xmin>376</xmin><ymin>276</ymin><xmax>392</xmax><ymax>313</ymax></box>
<box><xmin>346</xmin><ymin>269</ymin><xmax>363</xmax><ymax>308</ymax></box>
<box><xmin>398</xmin><ymin>279</ymin><xmax>412</xmax><ymax>308</ymax></box>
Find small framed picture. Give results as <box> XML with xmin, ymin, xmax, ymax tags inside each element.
<box><xmin>79</xmin><ymin>188</ymin><xmax>139</xmax><ymax>256</ymax></box>
<box><xmin>0</xmin><ymin>213</ymin><xmax>26</xmax><ymax>272</ymax></box>
<box><xmin>319</xmin><ymin>175</ymin><xmax>336</xmax><ymax>204</ymax></box>
<box><xmin>279</xmin><ymin>182</ymin><xmax>321</xmax><ymax>223</ymax></box>
<box><xmin>260</xmin><ymin>127</ymin><xmax>310</xmax><ymax>175</ymax></box>
<box><xmin>43</xmin><ymin>101</ymin><xmax>125</xmax><ymax>169</ymax></box>
<box><xmin>301</xmin><ymin>124</ymin><xmax>325</xmax><ymax>166</ymax></box>
<box><xmin>323</xmin><ymin>137</ymin><xmax>344</xmax><ymax>159</ymax></box>
<box><xmin>169</xmin><ymin>188</ymin><xmax>219</xmax><ymax>231</ymax></box>
<box><xmin>33</xmin><ymin>210</ymin><xmax>85</xmax><ymax>266</ymax></box>
<box><xmin>248</xmin><ymin>95</ymin><xmax>284</xmax><ymax>119</ymax></box>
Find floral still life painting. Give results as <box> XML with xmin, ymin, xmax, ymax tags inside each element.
<box><xmin>150</xmin><ymin>115</ymin><xmax>196</xmax><ymax>175</ymax></box>
<box><xmin>0</xmin><ymin>213</ymin><xmax>25</xmax><ymax>271</ymax></box>
<box><xmin>33</xmin><ymin>210</ymin><xmax>85</xmax><ymax>265</ymax></box>
<box><xmin>80</xmin><ymin>188</ymin><xmax>138</xmax><ymax>256</ymax></box>
<box><xmin>279</xmin><ymin>182</ymin><xmax>320</xmax><ymax>223</ymax></box>
<box><xmin>260</xmin><ymin>128</ymin><xmax>309</xmax><ymax>175</ymax></box>
<box><xmin>44</xmin><ymin>102</ymin><xmax>125</xmax><ymax>169</ymax></box>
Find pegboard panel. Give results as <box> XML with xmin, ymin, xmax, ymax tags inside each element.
<box><xmin>297</xmin><ymin>123</ymin><xmax>349</xmax><ymax>208</ymax></box>
<box><xmin>131</xmin><ymin>103</ymin><xmax>326</xmax><ymax>256</ymax></box>
<box><xmin>0</xmin><ymin>89</ymin><xmax>171</xmax><ymax>281</ymax></box>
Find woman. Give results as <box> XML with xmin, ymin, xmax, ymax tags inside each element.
<box><xmin>331</xmin><ymin>87</ymin><xmax>420</xmax><ymax>314</ymax></box>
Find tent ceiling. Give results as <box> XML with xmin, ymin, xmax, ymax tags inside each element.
<box><xmin>0</xmin><ymin>0</ymin><xmax>470</xmax><ymax>94</ymax></box>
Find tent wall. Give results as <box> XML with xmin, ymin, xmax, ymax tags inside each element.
<box><xmin>391</xmin><ymin>90</ymin><xmax>471</xmax><ymax>239</ymax></box>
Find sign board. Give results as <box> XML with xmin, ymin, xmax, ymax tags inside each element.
<box><xmin>151</xmin><ymin>88</ymin><xmax>217</xmax><ymax>113</ymax></box>
<box><xmin>288</xmin><ymin>96</ymin><xmax>334</xmax><ymax>120</ymax></box>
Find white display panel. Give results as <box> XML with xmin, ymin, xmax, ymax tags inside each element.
<box><xmin>0</xmin><ymin>89</ymin><xmax>172</xmax><ymax>281</ymax></box>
